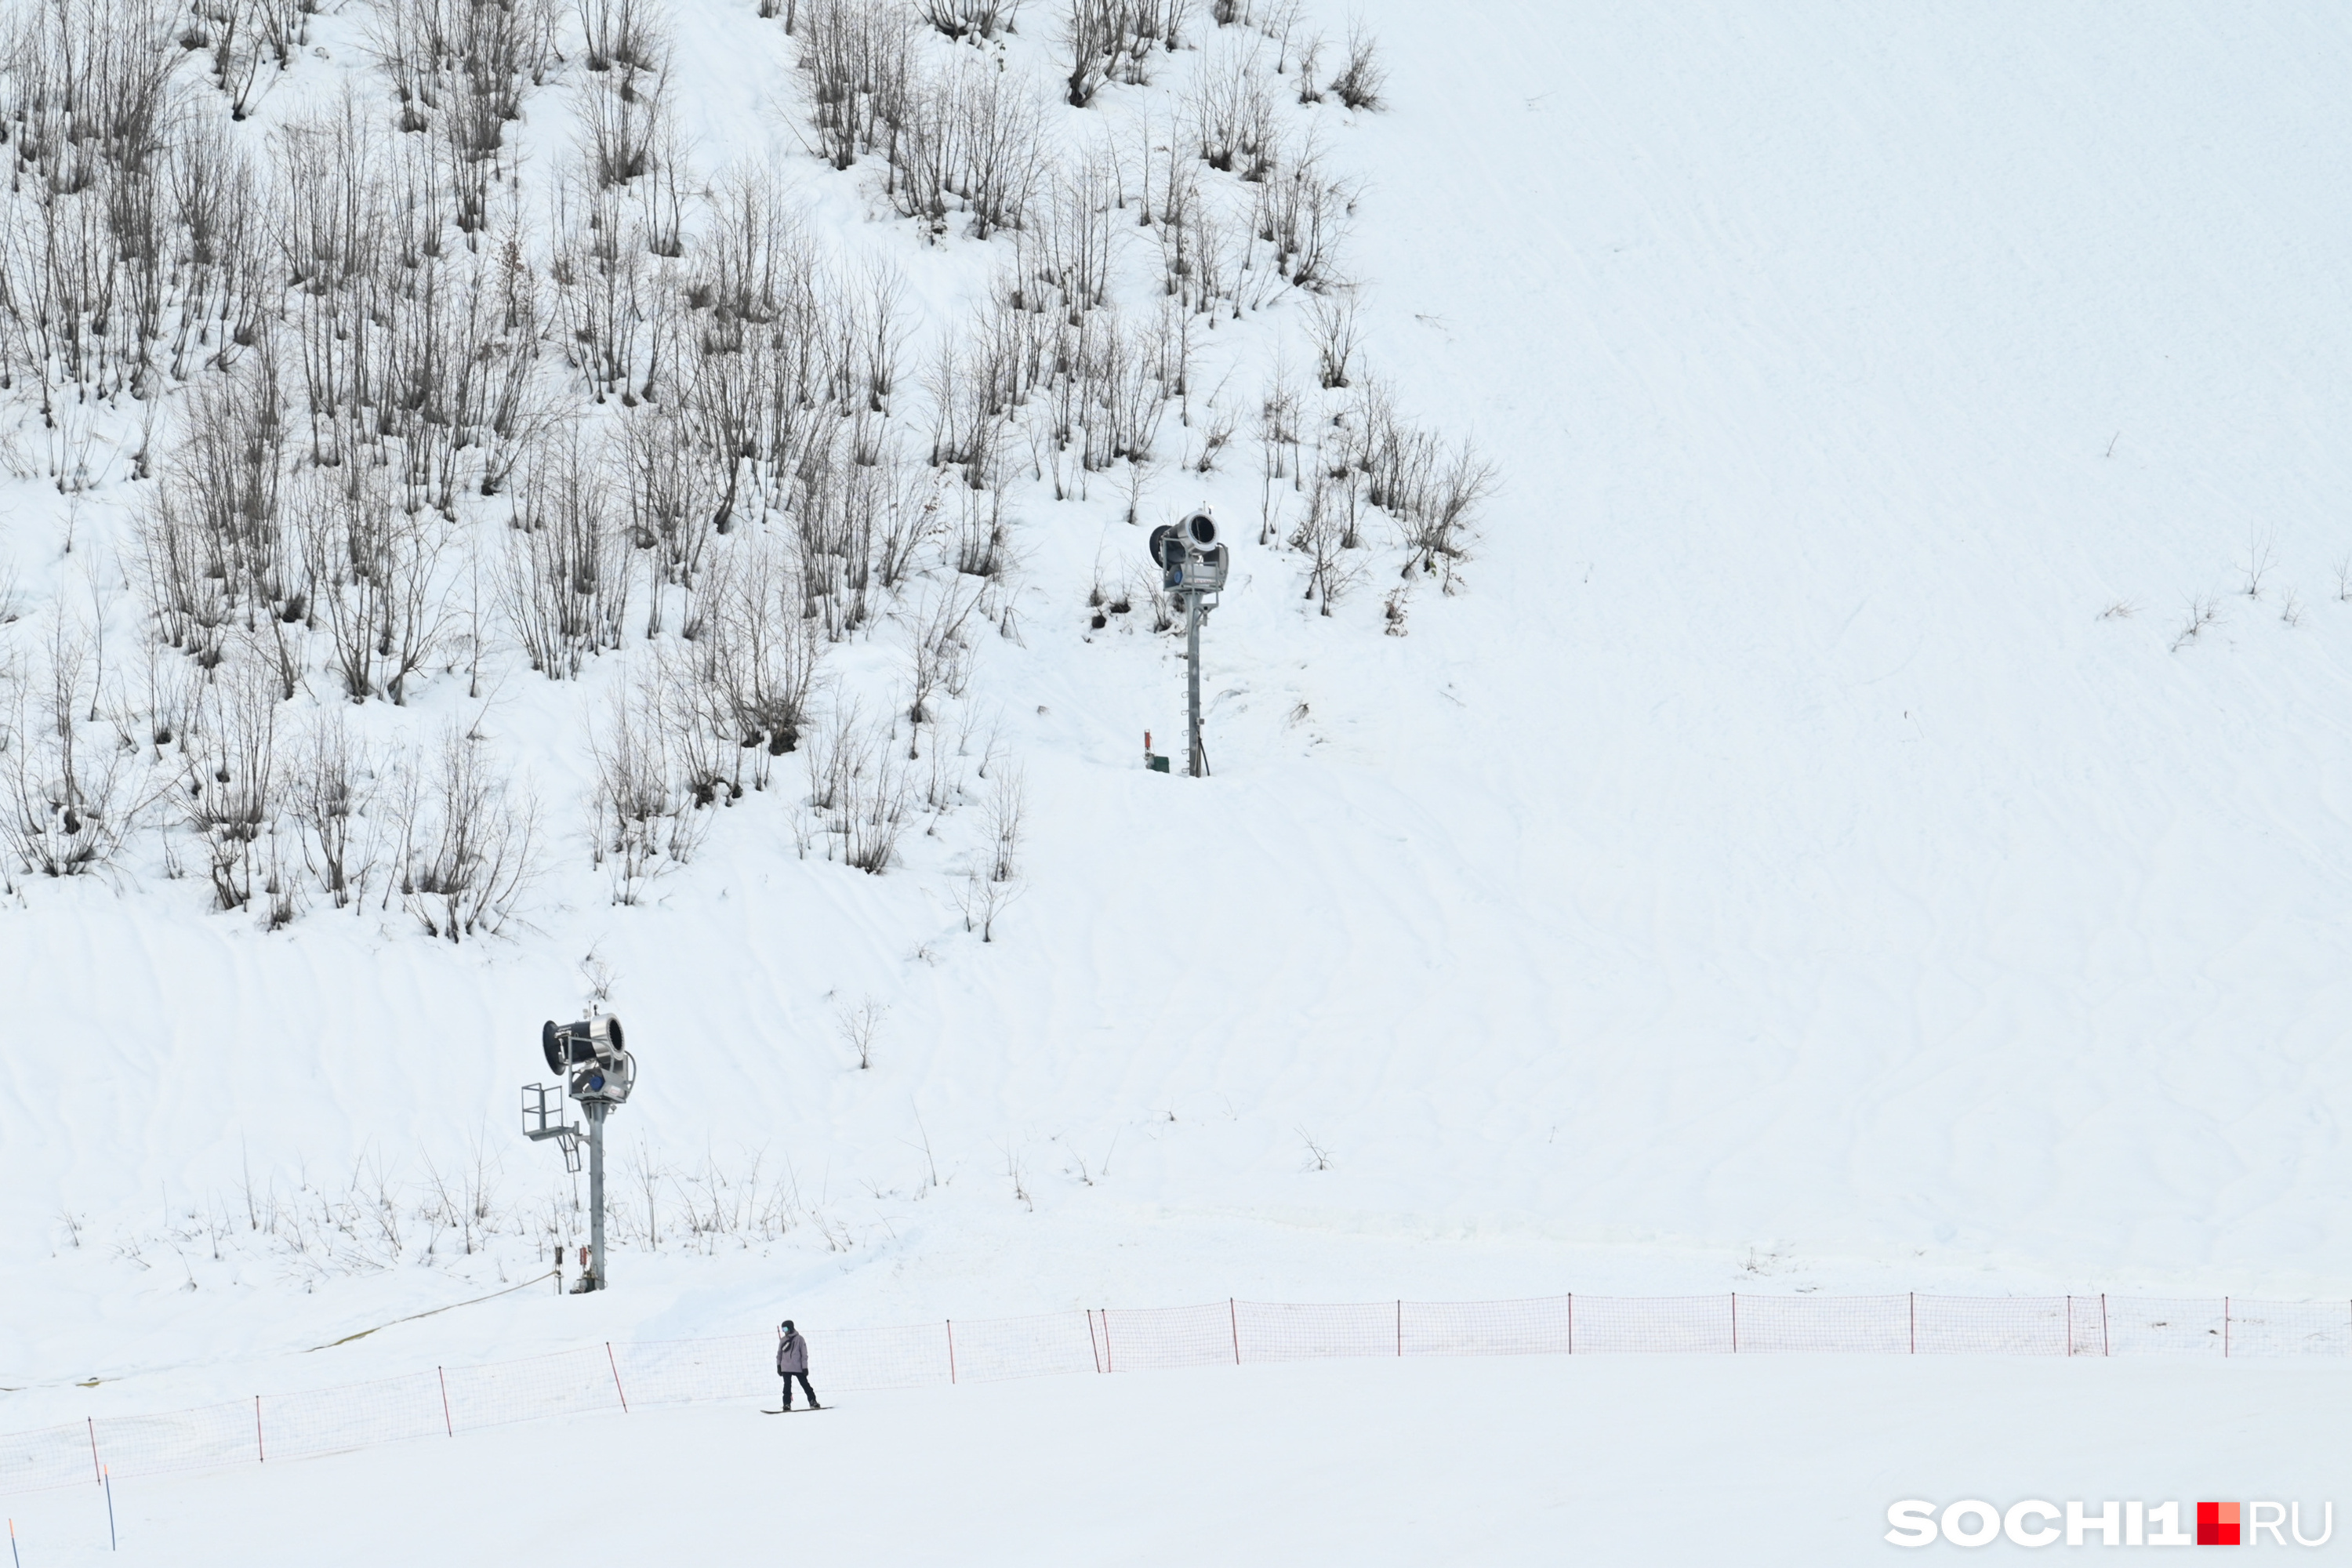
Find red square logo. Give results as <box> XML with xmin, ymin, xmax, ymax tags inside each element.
<box><xmin>2198</xmin><ymin>1501</ymin><xmax>2241</xmax><ymax>1545</ymax></box>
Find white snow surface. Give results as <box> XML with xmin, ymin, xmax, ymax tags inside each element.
<box><xmin>5</xmin><ymin>0</ymin><xmax>2352</xmax><ymax>1472</ymax></box>
<box><xmin>6</xmin><ymin>1356</ymin><xmax>2347</xmax><ymax>1565</ymax></box>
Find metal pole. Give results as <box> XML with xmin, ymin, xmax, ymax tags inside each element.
<box><xmin>586</xmin><ymin>1100</ymin><xmax>608</xmax><ymax>1290</ymax></box>
<box><xmin>1185</xmin><ymin>589</ymin><xmax>1204</xmax><ymax>777</ymax></box>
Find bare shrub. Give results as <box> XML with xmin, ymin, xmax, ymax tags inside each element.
<box><xmin>872</xmin><ymin>457</ymin><xmax>947</xmax><ymax>591</ymax></box>
<box><xmin>1308</xmin><ymin>293</ymin><xmax>1360</xmax><ymax>388</ymax></box>
<box><xmin>701</xmin><ymin>535</ymin><xmax>825</xmax><ymax>788</ymax></box>
<box><xmin>288</xmin><ymin>707</ymin><xmax>383</xmax><ymax>909</ymax></box>
<box><xmin>954</xmin><ymin>869</ymin><xmax>1021</xmax><ymax>940</ymax></box>
<box><xmin>2241</xmin><ymin>525</ymin><xmax>2277</xmax><ymax>598</ymax></box>
<box><xmin>799</xmin><ymin>0</ymin><xmax>916</xmax><ymax>171</ymax></box>
<box><xmin>807</xmin><ymin>706</ymin><xmax>909</xmax><ymax>872</ymax></box>
<box><xmin>889</xmin><ymin>49</ymin><xmax>1047</xmax><ymax>241</ymax></box>
<box><xmin>918</xmin><ymin>0</ymin><xmax>1016</xmax><ymax>40</ymax></box>
<box><xmin>1290</xmin><ymin>467</ymin><xmax>1363</xmax><ymax>614</ymax></box>
<box><xmin>1356</xmin><ymin>384</ymin><xmax>1495</xmax><ymax>575</ymax></box>
<box><xmin>1327</xmin><ymin>19</ymin><xmax>1383</xmax><ymax>110</ymax></box>
<box><xmin>588</xmin><ymin>672</ymin><xmax>708</xmax><ymax>905</ymax></box>
<box><xmin>1255</xmin><ymin>358</ymin><xmax>1300</xmax><ymax>543</ymax></box>
<box><xmin>952</xmin><ymin>482</ymin><xmax>1013</xmax><ymax>579</ymax></box>
<box><xmin>181</xmin><ymin>662</ymin><xmax>285</xmax><ymax>913</ymax></box>
<box><xmin>1252</xmin><ymin>134</ymin><xmax>1352</xmax><ymax>291</ymax></box>
<box><xmin>841</xmin><ymin>724</ymin><xmax>911</xmax><ymax>873</ymax></box>
<box><xmin>297</xmin><ymin>466</ymin><xmax>458</xmax><ymax>705</ymax></box>
<box><xmin>1059</xmin><ymin>0</ymin><xmax>1186</xmax><ymax>107</ymax></box>
<box><xmin>0</xmin><ymin>616</ymin><xmax>147</xmax><ymax>879</ymax></box>
<box><xmin>504</xmin><ymin>429</ymin><xmax>630</xmax><ymax>678</ymax></box>
<box><xmin>394</xmin><ymin>728</ymin><xmax>539</xmax><ymax>941</ymax></box>
<box><xmin>366</xmin><ymin>0</ymin><xmax>555</xmax><ymax>231</ymax></box>
<box><xmin>1022</xmin><ymin>140</ymin><xmax>1119</xmax><ymax>315</ymax></box>
<box><xmin>904</xmin><ymin>578</ymin><xmax>983</xmax><ymax>735</ymax></box>
<box><xmin>1189</xmin><ymin>38</ymin><xmax>1276</xmax><ymax>177</ymax></box>
<box><xmin>579</xmin><ymin>0</ymin><xmax>664</xmax><ymax>73</ymax></box>
<box><xmin>2169</xmin><ymin>594</ymin><xmax>2222</xmax><ymax>653</ymax></box>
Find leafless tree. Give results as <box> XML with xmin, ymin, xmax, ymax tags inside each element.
<box><xmin>836</xmin><ymin>995</ymin><xmax>886</xmax><ymax>1069</ymax></box>
<box><xmin>982</xmin><ymin>762</ymin><xmax>1023</xmax><ymax>880</ymax></box>
<box><xmin>1256</xmin><ymin>357</ymin><xmax>1300</xmax><ymax>543</ymax></box>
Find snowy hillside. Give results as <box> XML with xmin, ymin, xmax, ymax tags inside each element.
<box><xmin>5</xmin><ymin>0</ymin><xmax>2352</xmax><ymax>1432</ymax></box>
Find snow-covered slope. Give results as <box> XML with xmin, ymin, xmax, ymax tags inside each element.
<box><xmin>6</xmin><ymin>0</ymin><xmax>2352</xmax><ymax>1409</ymax></box>
<box><xmin>9</xmin><ymin>1355</ymin><xmax>2346</xmax><ymax>1567</ymax></box>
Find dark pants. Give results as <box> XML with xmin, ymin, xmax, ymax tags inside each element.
<box><xmin>781</xmin><ymin>1372</ymin><xmax>818</xmax><ymax>1409</ymax></box>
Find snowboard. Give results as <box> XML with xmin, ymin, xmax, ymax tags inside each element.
<box><xmin>761</xmin><ymin>1406</ymin><xmax>831</xmax><ymax>1414</ymax></box>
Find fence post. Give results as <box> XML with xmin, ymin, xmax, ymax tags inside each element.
<box><xmin>1396</xmin><ymin>1301</ymin><xmax>1403</xmax><ymax>1358</ymax></box>
<box><xmin>437</xmin><ymin>1367</ymin><xmax>453</xmax><ymax>1436</ymax></box>
<box><xmin>254</xmin><ymin>1396</ymin><xmax>264</xmax><ymax>1465</ymax></box>
<box><xmin>1730</xmin><ymin>1294</ymin><xmax>1739</xmax><ymax>1354</ymax></box>
<box><xmin>1908</xmin><ymin>1294</ymin><xmax>1916</xmax><ymax>1355</ymax></box>
<box><xmin>1229</xmin><ymin>1299</ymin><xmax>1240</xmax><ymax>1365</ymax></box>
<box><xmin>2065</xmin><ymin>1296</ymin><xmax>2073</xmax><ymax>1357</ymax></box>
<box><xmin>2223</xmin><ymin>1298</ymin><xmax>2230</xmax><ymax>1358</ymax></box>
<box><xmin>1102</xmin><ymin>1310</ymin><xmax>1114</xmax><ymax>1374</ymax></box>
<box><xmin>2100</xmin><ymin>1294</ymin><xmax>2110</xmax><ymax>1356</ymax></box>
<box><xmin>1566</xmin><ymin>1293</ymin><xmax>1574</xmax><ymax>1356</ymax></box>
<box><xmin>606</xmin><ymin>1343</ymin><xmax>629</xmax><ymax>1413</ymax></box>
<box><xmin>86</xmin><ymin>1419</ymin><xmax>99</xmax><ymax>1485</ymax></box>
<box><xmin>946</xmin><ymin>1320</ymin><xmax>957</xmax><ymax>1385</ymax></box>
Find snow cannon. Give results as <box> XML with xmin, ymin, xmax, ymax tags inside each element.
<box><xmin>541</xmin><ymin>1014</ymin><xmax>634</xmax><ymax>1105</ymax></box>
<box><xmin>525</xmin><ymin>1011</ymin><xmax>638</xmax><ymax>1294</ymax></box>
<box><xmin>1151</xmin><ymin>509</ymin><xmax>1228</xmax><ymax>593</ymax></box>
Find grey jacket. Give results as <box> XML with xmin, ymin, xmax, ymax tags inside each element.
<box><xmin>776</xmin><ymin>1330</ymin><xmax>808</xmax><ymax>1376</ymax></box>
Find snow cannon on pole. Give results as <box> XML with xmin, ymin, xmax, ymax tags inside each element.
<box><xmin>1148</xmin><ymin>508</ymin><xmax>1229</xmax><ymax>779</ymax></box>
<box><xmin>521</xmin><ymin>1014</ymin><xmax>634</xmax><ymax>1292</ymax></box>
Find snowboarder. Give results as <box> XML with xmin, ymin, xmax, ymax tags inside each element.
<box><xmin>776</xmin><ymin>1320</ymin><xmax>820</xmax><ymax>1410</ymax></box>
